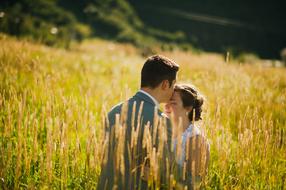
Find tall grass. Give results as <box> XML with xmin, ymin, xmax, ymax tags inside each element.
<box><xmin>0</xmin><ymin>33</ymin><xmax>285</xmax><ymax>189</ymax></box>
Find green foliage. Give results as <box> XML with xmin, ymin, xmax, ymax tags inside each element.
<box><xmin>236</xmin><ymin>53</ymin><xmax>260</xmax><ymax>64</ymax></box>
<box><xmin>0</xmin><ymin>0</ymin><xmax>91</xmax><ymax>48</ymax></box>
<box><xmin>1</xmin><ymin>0</ymin><xmax>285</xmax><ymax>58</ymax></box>
<box><xmin>89</xmin><ymin>0</ymin><xmax>189</xmax><ymax>50</ymax></box>
<box><xmin>0</xmin><ymin>0</ymin><xmax>192</xmax><ymax>53</ymax></box>
<box><xmin>280</xmin><ymin>48</ymin><xmax>286</xmax><ymax>67</ymax></box>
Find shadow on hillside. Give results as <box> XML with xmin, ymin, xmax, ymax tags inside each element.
<box><xmin>129</xmin><ymin>1</ymin><xmax>286</xmax><ymax>59</ymax></box>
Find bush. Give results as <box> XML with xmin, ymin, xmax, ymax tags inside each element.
<box><xmin>280</xmin><ymin>48</ymin><xmax>286</xmax><ymax>67</ymax></box>
<box><xmin>236</xmin><ymin>53</ymin><xmax>260</xmax><ymax>64</ymax></box>
<box><xmin>0</xmin><ymin>0</ymin><xmax>91</xmax><ymax>48</ymax></box>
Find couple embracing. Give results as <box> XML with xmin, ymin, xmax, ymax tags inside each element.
<box><xmin>97</xmin><ymin>55</ymin><xmax>210</xmax><ymax>190</ymax></box>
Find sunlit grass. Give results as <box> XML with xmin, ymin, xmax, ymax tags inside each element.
<box><xmin>0</xmin><ymin>33</ymin><xmax>285</xmax><ymax>189</ymax></box>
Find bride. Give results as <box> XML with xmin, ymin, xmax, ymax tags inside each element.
<box><xmin>165</xmin><ymin>84</ymin><xmax>210</xmax><ymax>189</ymax></box>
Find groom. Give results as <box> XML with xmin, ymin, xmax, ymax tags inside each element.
<box><xmin>97</xmin><ymin>55</ymin><xmax>179</xmax><ymax>189</ymax></box>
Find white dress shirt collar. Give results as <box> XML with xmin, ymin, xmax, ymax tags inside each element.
<box><xmin>138</xmin><ymin>89</ymin><xmax>159</xmax><ymax>107</ymax></box>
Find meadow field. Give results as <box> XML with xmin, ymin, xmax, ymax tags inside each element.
<box><xmin>0</xmin><ymin>33</ymin><xmax>285</xmax><ymax>189</ymax></box>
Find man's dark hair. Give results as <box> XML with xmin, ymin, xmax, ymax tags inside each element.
<box><xmin>141</xmin><ymin>55</ymin><xmax>179</xmax><ymax>88</ymax></box>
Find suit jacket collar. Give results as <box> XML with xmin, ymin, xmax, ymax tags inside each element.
<box><xmin>134</xmin><ymin>91</ymin><xmax>159</xmax><ymax>107</ymax></box>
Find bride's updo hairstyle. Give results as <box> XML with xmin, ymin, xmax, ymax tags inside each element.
<box><xmin>174</xmin><ymin>84</ymin><xmax>204</xmax><ymax>121</ymax></box>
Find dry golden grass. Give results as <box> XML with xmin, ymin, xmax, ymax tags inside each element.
<box><xmin>0</xmin><ymin>33</ymin><xmax>285</xmax><ymax>189</ymax></box>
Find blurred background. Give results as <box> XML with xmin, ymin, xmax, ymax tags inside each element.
<box><xmin>1</xmin><ymin>0</ymin><xmax>286</xmax><ymax>59</ymax></box>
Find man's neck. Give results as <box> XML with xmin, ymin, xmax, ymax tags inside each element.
<box><xmin>140</xmin><ymin>87</ymin><xmax>161</xmax><ymax>104</ymax></box>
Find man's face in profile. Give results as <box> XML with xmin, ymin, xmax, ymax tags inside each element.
<box><xmin>165</xmin><ymin>79</ymin><xmax>176</xmax><ymax>103</ymax></box>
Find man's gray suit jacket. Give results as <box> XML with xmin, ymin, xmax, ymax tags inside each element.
<box><xmin>97</xmin><ymin>91</ymin><xmax>172</xmax><ymax>190</ymax></box>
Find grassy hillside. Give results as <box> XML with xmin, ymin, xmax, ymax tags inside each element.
<box><xmin>0</xmin><ymin>34</ymin><xmax>285</xmax><ymax>189</ymax></box>
<box><xmin>1</xmin><ymin>0</ymin><xmax>286</xmax><ymax>58</ymax></box>
<box><xmin>129</xmin><ymin>0</ymin><xmax>286</xmax><ymax>58</ymax></box>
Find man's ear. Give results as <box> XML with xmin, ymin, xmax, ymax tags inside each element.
<box><xmin>161</xmin><ymin>80</ymin><xmax>170</xmax><ymax>90</ymax></box>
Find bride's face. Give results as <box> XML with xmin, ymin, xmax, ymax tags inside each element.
<box><xmin>165</xmin><ymin>91</ymin><xmax>187</xmax><ymax>123</ymax></box>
